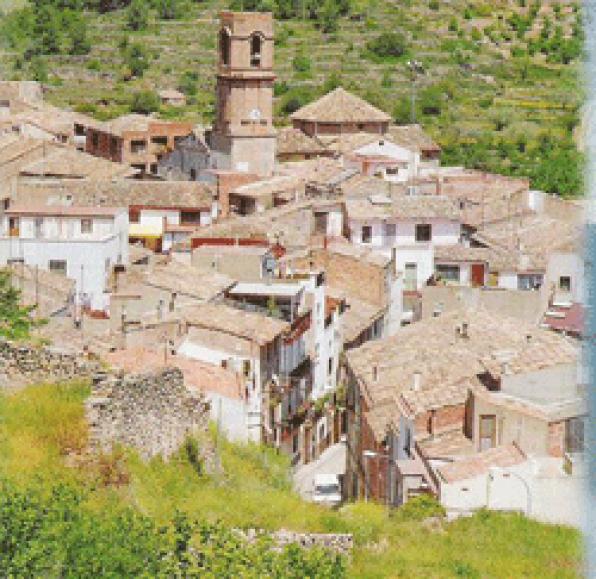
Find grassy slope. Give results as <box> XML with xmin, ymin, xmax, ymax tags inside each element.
<box><xmin>0</xmin><ymin>1</ymin><xmax>582</xmax><ymax>131</ymax></box>
<box><xmin>0</xmin><ymin>380</ymin><xmax>583</xmax><ymax>578</ymax></box>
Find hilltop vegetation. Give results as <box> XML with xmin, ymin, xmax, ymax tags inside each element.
<box><xmin>0</xmin><ymin>0</ymin><xmax>584</xmax><ymax>196</ymax></box>
<box><xmin>0</xmin><ymin>379</ymin><xmax>583</xmax><ymax>577</ymax></box>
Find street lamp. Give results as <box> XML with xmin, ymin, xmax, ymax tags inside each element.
<box><xmin>487</xmin><ymin>466</ymin><xmax>532</xmax><ymax>517</ymax></box>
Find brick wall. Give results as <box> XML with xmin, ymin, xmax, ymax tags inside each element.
<box><xmin>214</xmin><ymin>171</ymin><xmax>260</xmax><ymax>219</ymax></box>
<box><xmin>292</xmin><ymin>249</ymin><xmax>388</xmax><ymax>307</ymax></box>
<box><xmin>413</xmin><ymin>404</ymin><xmax>466</xmax><ymax>438</ymax></box>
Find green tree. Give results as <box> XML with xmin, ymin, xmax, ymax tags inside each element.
<box><xmin>366</xmin><ymin>32</ymin><xmax>408</xmax><ymax>59</ymax></box>
<box><xmin>127</xmin><ymin>0</ymin><xmax>149</xmax><ymax>31</ymax></box>
<box><xmin>130</xmin><ymin>89</ymin><xmax>160</xmax><ymax>113</ymax></box>
<box><xmin>124</xmin><ymin>42</ymin><xmax>150</xmax><ymax>78</ymax></box>
<box><xmin>0</xmin><ymin>270</ymin><xmax>39</xmax><ymax>340</ymax></box>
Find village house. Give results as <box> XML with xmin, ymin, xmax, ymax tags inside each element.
<box><xmin>84</xmin><ymin>113</ymin><xmax>194</xmax><ymax>175</ymax></box>
<box><xmin>343</xmin><ymin>307</ymin><xmax>584</xmax><ymax>526</ymax></box>
<box><xmin>176</xmin><ymin>302</ymin><xmax>290</xmax><ymax>442</ymax></box>
<box><xmin>286</xmin><ymin>241</ymin><xmax>403</xmax><ymax>340</ymax></box>
<box><xmin>0</xmin><ymin>204</ymin><xmax>128</xmax><ymax>313</ymax></box>
<box><xmin>158</xmin><ymin>89</ymin><xmax>187</xmax><ymax>107</ymax></box>
<box><xmin>15</xmin><ymin>178</ymin><xmax>216</xmax><ymax>253</ymax></box>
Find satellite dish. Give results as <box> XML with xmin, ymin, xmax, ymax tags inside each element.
<box><xmin>249</xmin><ymin>108</ymin><xmax>261</xmax><ymax>121</ymax></box>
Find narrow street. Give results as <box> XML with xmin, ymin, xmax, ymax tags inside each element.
<box><xmin>293</xmin><ymin>442</ymin><xmax>346</xmax><ymax>501</ymax></box>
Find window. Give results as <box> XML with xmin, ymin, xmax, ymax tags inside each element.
<box><xmin>243</xmin><ymin>360</ymin><xmax>251</xmax><ymax>378</ymax></box>
<box><xmin>435</xmin><ymin>264</ymin><xmax>460</xmax><ymax>283</ymax></box>
<box><xmin>479</xmin><ymin>415</ymin><xmax>496</xmax><ymax>451</ymax></box>
<box><xmin>565</xmin><ymin>417</ymin><xmax>584</xmax><ymax>454</ymax></box>
<box><xmin>49</xmin><ymin>260</ymin><xmax>67</xmax><ymax>276</ymax></box>
<box><xmin>328</xmin><ymin>357</ymin><xmax>333</xmax><ymax>376</ymax></box>
<box><xmin>250</xmin><ymin>34</ymin><xmax>262</xmax><ymax>67</ymax></box>
<box><xmin>150</xmin><ymin>163</ymin><xmax>158</xmax><ymax>175</ymax></box>
<box><xmin>559</xmin><ymin>276</ymin><xmax>572</xmax><ymax>292</ymax></box>
<box><xmin>517</xmin><ymin>273</ymin><xmax>543</xmax><ymax>291</ymax></box>
<box><xmin>151</xmin><ymin>136</ymin><xmax>168</xmax><ymax>146</ymax></box>
<box><xmin>190</xmin><ymin>168</ymin><xmax>197</xmax><ymax>180</ymax></box>
<box><xmin>130</xmin><ymin>140</ymin><xmax>147</xmax><ymax>154</ymax></box>
<box><xmin>81</xmin><ymin>218</ymin><xmax>93</xmax><ymax>234</ymax></box>
<box><xmin>404</xmin><ymin>262</ymin><xmax>417</xmax><ymax>291</ymax></box>
<box><xmin>314</xmin><ymin>212</ymin><xmax>327</xmax><ymax>235</ymax></box>
<box><xmin>361</xmin><ymin>225</ymin><xmax>372</xmax><ymax>244</ymax></box>
<box><xmin>415</xmin><ymin>224</ymin><xmax>432</xmax><ymax>242</ymax></box>
<box><xmin>219</xmin><ymin>28</ymin><xmax>231</xmax><ymax>66</ymax></box>
<box><xmin>385</xmin><ymin>223</ymin><xmax>396</xmax><ymax>243</ymax></box>
<box><xmin>34</xmin><ymin>217</ymin><xmax>43</xmax><ymax>238</ymax></box>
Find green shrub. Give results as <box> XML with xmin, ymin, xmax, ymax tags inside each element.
<box><xmin>292</xmin><ymin>53</ymin><xmax>311</xmax><ymax>73</ymax></box>
<box><xmin>130</xmin><ymin>90</ymin><xmax>160</xmax><ymax>113</ymax></box>
<box><xmin>366</xmin><ymin>31</ymin><xmax>408</xmax><ymax>59</ymax></box>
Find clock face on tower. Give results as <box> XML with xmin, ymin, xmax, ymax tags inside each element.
<box><xmin>249</xmin><ymin>108</ymin><xmax>262</xmax><ymax>121</ymax></box>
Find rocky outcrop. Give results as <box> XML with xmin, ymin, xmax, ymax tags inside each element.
<box><xmin>237</xmin><ymin>528</ymin><xmax>353</xmax><ymax>555</ymax></box>
<box><xmin>85</xmin><ymin>367</ymin><xmax>210</xmax><ymax>460</ymax></box>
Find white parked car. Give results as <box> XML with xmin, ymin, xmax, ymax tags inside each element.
<box><xmin>312</xmin><ymin>474</ymin><xmax>342</xmax><ymax>507</ymax></box>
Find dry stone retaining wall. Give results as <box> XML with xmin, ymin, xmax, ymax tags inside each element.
<box><xmin>85</xmin><ymin>367</ymin><xmax>210</xmax><ymax>460</ymax></box>
<box><xmin>0</xmin><ymin>339</ymin><xmax>99</xmax><ymax>387</ymax></box>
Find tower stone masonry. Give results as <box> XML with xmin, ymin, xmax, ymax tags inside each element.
<box><xmin>210</xmin><ymin>11</ymin><xmax>277</xmax><ymax>177</ymax></box>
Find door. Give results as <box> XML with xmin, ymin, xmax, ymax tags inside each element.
<box><xmin>404</xmin><ymin>263</ymin><xmax>417</xmax><ymax>291</ymax></box>
<box><xmin>471</xmin><ymin>263</ymin><xmax>485</xmax><ymax>287</ymax></box>
<box><xmin>314</xmin><ymin>212</ymin><xmax>328</xmax><ymax>235</ymax></box>
<box><xmin>479</xmin><ymin>415</ymin><xmax>496</xmax><ymax>451</ymax></box>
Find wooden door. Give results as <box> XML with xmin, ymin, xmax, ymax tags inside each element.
<box><xmin>479</xmin><ymin>415</ymin><xmax>496</xmax><ymax>451</ymax></box>
<box><xmin>471</xmin><ymin>263</ymin><xmax>485</xmax><ymax>287</ymax></box>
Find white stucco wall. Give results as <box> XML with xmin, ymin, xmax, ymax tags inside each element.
<box><xmin>545</xmin><ymin>251</ymin><xmax>585</xmax><ymax>304</ymax></box>
<box><xmin>350</xmin><ymin>218</ymin><xmax>460</xmax><ymax>248</ymax></box>
<box><xmin>393</xmin><ymin>245</ymin><xmax>434</xmax><ymax>290</ymax></box>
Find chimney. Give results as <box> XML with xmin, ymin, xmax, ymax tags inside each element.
<box><xmin>412</xmin><ymin>371</ymin><xmax>422</xmax><ymax>392</ymax></box>
<box><xmin>461</xmin><ymin>321</ymin><xmax>469</xmax><ymax>339</ymax></box>
<box><xmin>372</xmin><ymin>365</ymin><xmax>379</xmax><ymax>382</ymax></box>
<box><xmin>526</xmin><ymin>333</ymin><xmax>532</xmax><ymax>344</ymax></box>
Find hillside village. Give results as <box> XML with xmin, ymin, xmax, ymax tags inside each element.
<box><xmin>0</xmin><ymin>9</ymin><xmax>587</xmax><ymax>537</ymax></box>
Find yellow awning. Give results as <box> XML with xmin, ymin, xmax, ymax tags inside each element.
<box><xmin>129</xmin><ymin>223</ymin><xmax>163</xmax><ymax>239</ymax></box>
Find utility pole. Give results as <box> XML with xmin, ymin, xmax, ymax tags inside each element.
<box><xmin>407</xmin><ymin>60</ymin><xmax>424</xmax><ymax>125</ymax></box>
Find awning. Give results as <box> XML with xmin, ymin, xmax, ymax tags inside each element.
<box><xmin>129</xmin><ymin>223</ymin><xmax>163</xmax><ymax>238</ymax></box>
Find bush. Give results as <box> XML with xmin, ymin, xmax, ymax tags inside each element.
<box><xmin>292</xmin><ymin>53</ymin><xmax>311</xmax><ymax>73</ymax></box>
<box><xmin>366</xmin><ymin>31</ymin><xmax>408</xmax><ymax>59</ymax></box>
<box><xmin>178</xmin><ymin>70</ymin><xmax>198</xmax><ymax>96</ymax></box>
<box><xmin>127</xmin><ymin>0</ymin><xmax>149</xmax><ymax>31</ymax></box>
<box><xmin>130</xmin><ymin>90</ymin><xmax>160</xmax><ymax>114</ymax></box>
<box><xmin>124</xmin><ymin>42</ymin><xmax>150</xmax><ymax>78</ymax></box>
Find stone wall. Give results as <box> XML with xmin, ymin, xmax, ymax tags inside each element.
<box><xmin>85</xmin><ymin>367</ymin><xmax>210</xmax><ymax>460</ymax></box>
<box><xmin>238</xmin><ymin>529</ymin><xmax>353</xmax><ymax>556</ymax></box>
<box><xmin>0</xmin><ymin>339</ymin><xmax>99</xmax><ymax>388</ymax></box>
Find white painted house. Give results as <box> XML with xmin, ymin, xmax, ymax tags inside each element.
<box><xmin>344</xmin><ymin>138</ymin><xmax>420</xmax><ymax>184</ymax></box>
<box><xmin>0</xmin><ymin>205</ymin><xmax>128</xmax><ymax>312</ymax></box>
<box><xmin>346</xmin><ymin>195</ymin><xmax>461</xmax><ymax>249</ymax></box>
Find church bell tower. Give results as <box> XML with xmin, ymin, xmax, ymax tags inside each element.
<box><xmin>210</xmin><ymin>12</ymin><xmax>276</xmax><ymax>177</ymax></box>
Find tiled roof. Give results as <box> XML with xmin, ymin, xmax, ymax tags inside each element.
<box><xmin>417</xmin><ymin>429</ymin><xmax>476</xmax><ymax>460</ymax></box>
<box><xmin>20</xmin><ymin>146</ymin><xmax>134</xmax><ymax>179</ymax></box>
<box><xmin>290</xmin><ymin>87</ymin><xmax>391</xmax><ymax>124</ymax></box>
<box><xmin>232</xmin><ymin>175</ymin><xmax>305</xmax><ymax>199</ymax></box>
<box><xmin>346</xmin><ymin>307</ymin><xmax>579</xmax><ymax>442</ymax></box>
<box><xmin>474</xmin><ymin>214</ymin><xmax>581</xmax><ymax>270</ymax></box>
<box><xmin>276</xmin><ymin>127</ymin><xmax>328</xmax><ymax>156</ymax></box>
<box><xmin>26</xmin><ymin>179</ymin><xmax>215</xmax><ymax>210</ymax></box>
<box><xmin>437</xmin><ymin>444</ymin><xmax>526</xmax><ymax>483</ymax></box>
<box><xmin>542</xmin><ymin>303</ymin><xmax>584</xmax><ymax>336</ymax></box>
<box><xmin>327</xmin><ymin>285</ymin><xmax>385</xmax><ymax>344</ymax></box>
<box><xmin>6</xmin><ymin>204</ymin><xmax>123</xmax><ymax>217</ymax></box>
<box><xmin>345</xmin><ymin>195</ymin><xmax>460</xmax><ymax>221</ymax></box>
<box><xmin>386</xmin><ymin>124</ymin><xmax>441</xmax><ymax>153</ymax></box>
<box><xmin>181</xmin><ymin>302</ymin><xmax>290</xmax><ymax>345</ymax></box>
